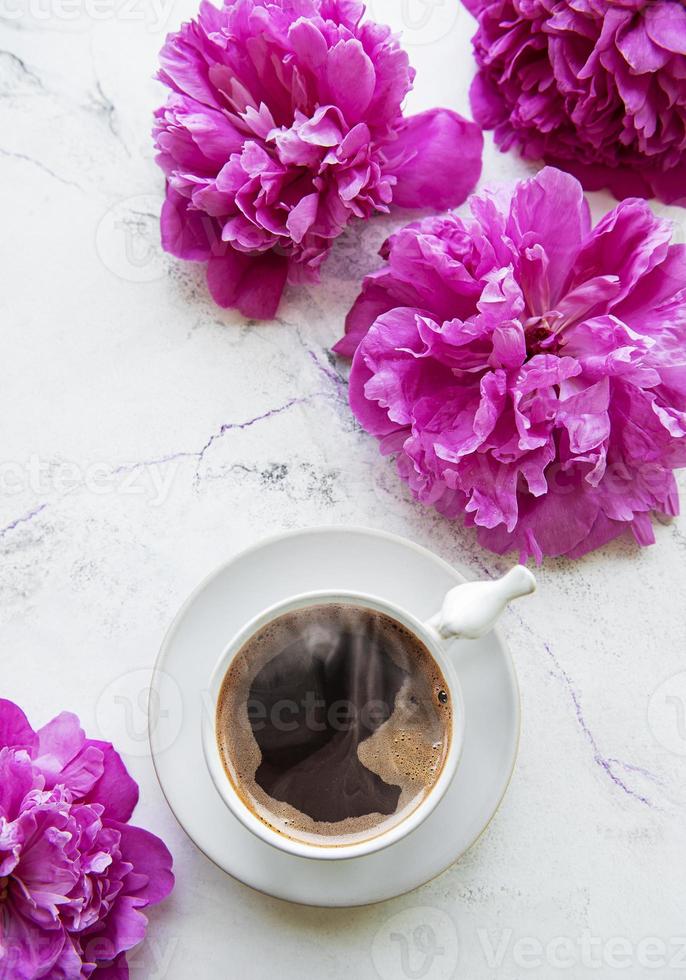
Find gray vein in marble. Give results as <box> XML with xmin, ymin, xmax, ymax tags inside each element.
<box><xmin>0</xmin><ymin>49</ymin><xmax>44</xmax><ymax>89</ymax></box>
<box><xmin>201</xmin><ymin>460</ymin><xmax>342</xmax><ymax>508</ymax></box>
<box><xmin>205</xmin><ymin>462</ymin><xmax>289</xmax><ymax>485</ymax></box>
<box><xmin>0</xmin><ymin>147</ymin><xmax>83</xmax><ymax>191</ymax></box>
<box><xmin>88</xmin><ymin>75</ymin><xmax>130</xmax><ymax>157</ymax></box>
<box><xmin>0</xmin><ymin>502</ymin><xmax>47</xmax><ymax>538</ymax></box>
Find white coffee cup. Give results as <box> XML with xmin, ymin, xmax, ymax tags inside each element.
<box><xmin>201</xmin><ymin>567</ymin><xmax>535</xmax><ymax>861</ymax></box>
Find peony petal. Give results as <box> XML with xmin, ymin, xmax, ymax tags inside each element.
<box><xmin>490</xmin><ymin>322</ymin><xmax>526</xmax><ymax>369</ymax></box>
<box><xmin>207</xmin><ymin>250</ymin><xmax>289</xmax><ymax>319</ymax></box>
<box><xmin>49</xmin><ymin>935</ymin><xmax>85</xmax><ymax>980</ymax></box>
<box><xmin>563</xmin><ymin>510</ymin><xmax>630</xmax><ymax>559</ymax></box>
<box><xmin>507</xmin><ymin>167</ymin><xmax>591</xmax><ymax>304</ymax></box>
<box><xmin>177</xmin><ymin>104</ymin><xmax>245</xmax><ymax>163</ymax></box>
<box><xmin>333</xmin><ymin>281</ymin><xmax>396</xmax><ymax>357</ymax></box>
<box><xmin>349</xmin><ymin>349</ymin><xmax>403</xmax><ymax>439</ymax></box>
<box><xmin>0</xmin><ymin>750</ymin><xmax>38</xmax><ymax>820</ymax></box>
<box><xmin>33</xmin><ymin>725</ymin><xmax>105</xmax><ymax>796</ymax></box>
<box><xmin>391</xmin><ymin>109</ymin><xmax>483</xmax><ymax>211</ymax></box>
<box><xmin>13</xmin><ymin>811</ymin><xmax>78</xmax><ymax>908</ymax></box>
<box><xmin>617</xmin><ymin>19</ymin><xmax>670</xmax><ymax>72</ymax></box>
<box><xmin>630</xmin><ymin>511</ymin><xmax>656</xmax><ymax>547</ymax></box>
<box><xmin>647</xmin><ymin>160</ymin><xmax>686</xmax><ymax>208</ymax></box>
<box><xmin>0</xmin><ymin>907</ymin><xmax>66</xmax><ymax>980</ymax></box>
<box><xmin>572</xmin><ymin>199</ymin><xmax>673</xmax><ymax>306</ymax></box>
<box><xmin>158</xmin><ymin>30</ymin><xmax>221</xmax><ymax>108</ymax></box>
<box><xmin>550</xmin><ymin>158</ymin><xmax>655</xmax><ymax>203</ymax></box>
<box><xmin>91</xmin><ymin>952</ymin><xmax>129</xmax><ymax>980</ymax></box>
<box><xmin>116</xmin><ymin>824</ymin><xmax>175</xmax><ymax>907</ymax></box>
<box><xmin>88</xmin><ymin>898</ymin><xmax>147</xmax><ymax>960</ymax></box>
<box><xmin>478</xmin><ymin>481</ymin><xmax>602</xmax><ymax>560</ymax></box>
<box><xmin>645</xmin><ymin>3</ymin><xmax>686</xmax><ymax>55</ymax></box>
<box><xmin>35</xmin><ymin>712</ymin><xmax>85</xmax><ymax>769</ymax></box>
<box><xmin>55</xmin><ymin>745</ymin><xmax>106</xmax><ymax>797</ymax></box>
<box><xmin>160</xmin><ymin>187</ymin><xmax>214</xmax><ymax>262</ymax></box>
<box><xmin>0</xmin><ymin>700</ymin><xmax>36</xmax><ymax>753</ymax></box>
<box><xmin>84</xmin><ymin>743</ymin><xmax>139</xmax><ymax>823</ymax></box>
<box><xmin>288</xmin><ymin>17</ymin><xmax>328</xmax><ymax>71</ymax></box>
<box><xmin>325</xmin><ymin>39</ymin><xmax>375</xmax><ymax>124</ymax></box>
<box><xmin>286</xmin><ymin>192</ymin><xmax>319</xmax><ymax>243</ymax></box>
<box><xmin>469</xmin><ymin>71</ymin><xmax>508</xmax><ymax>129</ymax></box>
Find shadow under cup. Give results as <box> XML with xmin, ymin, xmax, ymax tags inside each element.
<box><xmin>204</xmin><ymin>592</ymin><xmax>464</xmax><ymax>859</ymax></box>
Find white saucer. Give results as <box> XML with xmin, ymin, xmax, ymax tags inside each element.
<box><xmin>150</xmin><ymin>527</ymin><xmax>520</xmax><ymax>907</ymax></box>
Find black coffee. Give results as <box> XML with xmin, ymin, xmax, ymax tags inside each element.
<box><xmin>216</xmin><ymin>603</ymin><xmax>451</xmax><ymax>846</ymax></box>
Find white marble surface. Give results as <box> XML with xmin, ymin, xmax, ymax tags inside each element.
<box><xmin>2</xmin><ymin>1</ymin><xmax>686</xmax><ymax>977</ymax></box>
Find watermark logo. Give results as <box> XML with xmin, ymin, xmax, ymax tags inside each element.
<box><xmin>366</xmin><ymin>0</ymin><xmax>461</xmax><ymax>47</ymax></box>
<box><xmin>95</xmin><ymin>667</ymin><xmax>183</xmax><ymax>758</ymax></box>
<box><xmin>372</xmin><ymin>907</ymin><xmax>459</xmax><ymax>980</ymax></box>
<box><xmin>648</xmin><ymin>670</ymin><xmax>686</xmax><ymax>757</ymax></box>
<box><xmin>96</xmin><ymin>194</ymin><xmax>166</xmax><ymax>283</ymax></box>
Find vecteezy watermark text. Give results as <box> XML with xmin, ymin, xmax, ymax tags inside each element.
<box><xmin>372</xmin><ymin>914</ymin><xmax>686</xmax><ymax>978</ymax></box>
<box><xmin>0</xmin><ymin>454</ymin><xmax>179</xmax><ymax>508</ymax></box>
<box><xmin>0</xmin><ymin>0</ymin><xmax>173</xmax><ymax>31</ymax></box>
<box><xmin>475</xmin><ymin>929</ymin><xmax>686</xmax><ymax>972</ymax></box>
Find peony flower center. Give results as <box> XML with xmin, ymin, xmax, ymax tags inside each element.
<box><xmin>523</xmin><ymin>314</ymin><xmax>563</xmax><ymax>357</ymax></box>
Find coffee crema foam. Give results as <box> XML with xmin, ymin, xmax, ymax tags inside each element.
<box><xmin>216</xmin><ymin>603</ymin><xmax>452</xmax><ymax>847</ymax></box>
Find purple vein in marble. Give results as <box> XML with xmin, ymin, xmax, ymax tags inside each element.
<box><xmin>307</xmin><ymin>350</ymin><xmax>347</xmax><ymax>397</ymax></box>
<box><xmin>508</xmin><ymin>606</ymin><xmax>659</xmax><ymax>807</ymax></box>
<box><xmin>108</xmin><ymin>392</ymin><xmax>328</xmax><ymax>481</ymax></box>
<box><xmin>0</xmin><ymin>503</ymin><xmax>47</xmax><ymax>538</ymax></box>
<box><xmin>542</xmin><ymin>640</ymin><xmax>654</xmax><ymax>807</ymax></box>
<box><xmin>1</xmin><ymin>394</ymin><xmax>329</xmax><ymax>535</ymax></box>
<box><xmin>195</xmin><ymin>394</ymin><xmax>318</xmax><ymax>468</ymax></box>
<box><xmin>109</xmin><ymin>449</ymin><xmax>198</xmax><ymax>477</ymax></box>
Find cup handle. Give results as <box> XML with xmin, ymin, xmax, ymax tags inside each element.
<box><xmin>424</xmin><ymin>565</ymin><xmax>536</xmax><ymax>643</ymax></box>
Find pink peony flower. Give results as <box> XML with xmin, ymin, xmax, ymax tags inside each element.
<box><xmin>0</xmin><ymin>700</ymin><xmax>174</xmax><ymax>979</ymax></box>
<box><xmin>335</xmin><ymin>167</ymin><xmax>686</xmax><ymax>561</ymax></box>
<box><xmin>153</xmin><ymin>0</ymin><xmax>483</xmax><ymax>318</ymax></box>
<box><xmin>464</xmin><ymin>0</ymin><xmax>686</xmax><ymax>205</ymax></box>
